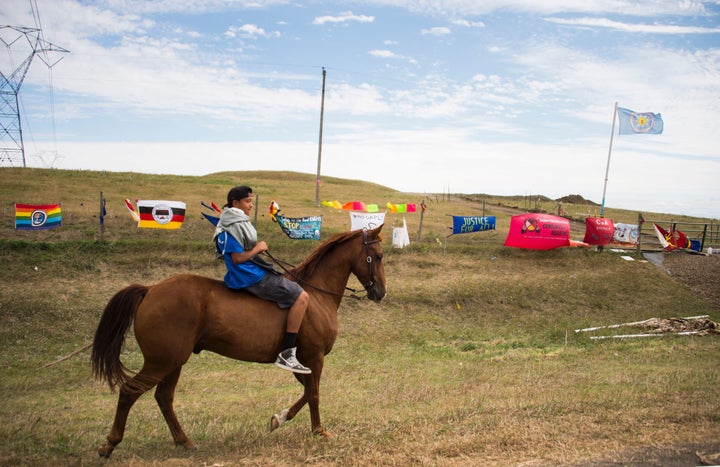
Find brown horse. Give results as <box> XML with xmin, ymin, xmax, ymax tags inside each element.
<box><xmin>91</xmin><ymin>225</ymin><xmax>386</xmax><ymax>458</ymax></box>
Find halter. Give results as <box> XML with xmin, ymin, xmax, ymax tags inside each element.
<box><xmin>361</xmin><ymin>228</ymin><xmax>380</xmax><ymax>291</ymax></box>
<box><xmin>263</xmin><ymin>229</ymin><xmax>381</xmax><ymax>300</ymax></box>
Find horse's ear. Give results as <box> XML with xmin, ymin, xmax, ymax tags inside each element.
<box><xmin>371</xmin><ymin>224</ymin><xmax>384</xmax><ymax>235</ymax></box>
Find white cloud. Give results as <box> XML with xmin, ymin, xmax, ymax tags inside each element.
<box><xmin>313</xmin><ymin>11</ymin><xmax>375</xmax><ymax>25</ymax></box>
<box><xmin>370</xmin><ymin>49</ymin><xmax>397</xmax><ymax>58</ymax></box>
<box><xmin>383</xmin><ymin>0</ymin><xmax>713</xmax><ymax>17</ymax></box>
<box><xmin>224</xmin><ymin>23</ymin><xmax>281</xmax><ymax>39</ymax></box>
<box><xmin>452</xmin><ymin>19</ymin><xmax>485</xmax><ymax>28</ymax></box>
<box><xmin>328</xmin><ymin>83</ymin><xmax>392</xmax><ymax>114</ymax></box>
<box><xmin>545</xmin><ymin>17</ymin><xmax>720</xmax><ymax>34</ymax></box>
<box><xmin>421</xmin><ymin>26</ymin><xmax>451</xmax><ymax>36</ymax></box>
<box><xmin>81</xmin><ymin>0</ymin><xmax>295</xmax><ymax>15</ymax></box>
<box><xmin>369</xmin><ymin>49</ymin><xmax>417</xmax><ymax>64</ymax></box>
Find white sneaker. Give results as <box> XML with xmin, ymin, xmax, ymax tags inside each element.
<box><xmin>275</xmin><ymin>347</ymin><xmax>311</xmax><ymax>374</ymax></box>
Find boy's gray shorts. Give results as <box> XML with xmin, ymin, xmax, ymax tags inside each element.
<box><xmin>246</xmin><ymin>273</ymin><xmax>304</xmax><ymax>309</ymax></box>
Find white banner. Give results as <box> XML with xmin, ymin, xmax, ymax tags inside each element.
<box><xmin>350</xmin><ymin>212</ymin><xmax>385</xmax><ymax>231</ymax></box>
<box><xmin>612</xmin><ymin>223</ymin><xmax>638</xmax><ymax>245</ymax></box>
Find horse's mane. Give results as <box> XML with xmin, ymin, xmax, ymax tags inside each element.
<box><xmin>290</xmin><ymin>229</ymin><xmax>365</xmax><ymax>280</ymax></box>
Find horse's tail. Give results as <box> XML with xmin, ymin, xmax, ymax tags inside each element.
<box><xmin>91</xmin><ymin>284</ymin><xmax>149</xmax><ymax>391</ymax></box>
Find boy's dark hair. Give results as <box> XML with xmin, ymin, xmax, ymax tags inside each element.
<box><xmin>225</xmin><ymin>186</ymin><xmax>253</xmax><ymax>207</ymax></box>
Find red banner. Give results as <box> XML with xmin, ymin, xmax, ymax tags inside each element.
<box><xmin>583</xmin><ymin>217</ymin><xmax>615</xmax><ymax>246</ymax></box>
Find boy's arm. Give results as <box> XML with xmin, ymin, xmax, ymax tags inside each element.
<box><xmin>230</xmin><ymin>241</ymin><xmax>268</xmax><ymax>265</ymax></box>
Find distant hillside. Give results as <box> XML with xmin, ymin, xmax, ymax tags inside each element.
<box><xmin>556</xmin><ymin>194</ymin><xmax>599</xmax><ymax>206</ymax></box>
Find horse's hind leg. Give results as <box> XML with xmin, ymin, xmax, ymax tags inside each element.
<box><xmin>98</xmin><ymin>370</ymin><xmax>159</xmax><ymax>458</ymax></box>
<box><xmin>154</xmin><ymin>367</ymin><xmax>196</xmax><ymax>450</ymax></box>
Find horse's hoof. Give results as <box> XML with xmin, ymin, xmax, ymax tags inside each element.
<box><xmin>313</xmin><ymin>428</ymin><xmax>333</xmax><ymax>439</ymax></box>
<box><xmin>97</xmin><ymin>444</ymin><xmax>114</xmax><ymax>458</ymax></box>
<box><xmin>177</xmin><ymin>440</ymin><xmax>198</xmax><ymax>451</ymax></box>
<box><xmin>270</xmin><ymin>415</ymin><xmax>280</xmax><ymax>432</ymax></box>
<box><xmin>270</xmin><ymin>408</ymin><xmax>289</xmax><ymax>432</ymax></box>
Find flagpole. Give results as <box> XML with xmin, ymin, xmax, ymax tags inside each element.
<box><xmin>599</xmin><ymin>102</ymin><xmax>618</xmax><ymax>217</ymax></box>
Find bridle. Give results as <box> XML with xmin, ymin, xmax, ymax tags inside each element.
<box><xmin>360</xmin><ymin>228</ymin><xmax>380</xmax><ymax>292</ymax></box>
<box><xmin>263</xmin><ymin>229</ymin><xmax>381</xmax><ymax>300</ymax></box>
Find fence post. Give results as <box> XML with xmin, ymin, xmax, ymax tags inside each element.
<box><xmin>416</xmin><ymin>199</ymin><xmax>426</xmax><ymax>242</ymax></box>
<box><xmin>100</xmin><ymin>191</ymin><xmax>106</xmax><ymax>241</ymax></box>
<box><xmin>636</xmin><ymin>213</ymin><xmax>644</xmax><ymax>255</ymax></box>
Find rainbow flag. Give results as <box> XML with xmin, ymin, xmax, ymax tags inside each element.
<box><xmin>137</xmin><ymin>200</ymin><xmax>186</xmax><ymax>229</ymax></box>
<box><xmin>15</xmin><ymin>203</ymin><xmax>62</xmax><ymax>230</ymax></box>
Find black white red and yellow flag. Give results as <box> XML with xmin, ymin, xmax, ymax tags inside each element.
<box><xmin>125</xmin><ymin>199</ymin><xmax>186</xmax><ymax>229</ymax></box>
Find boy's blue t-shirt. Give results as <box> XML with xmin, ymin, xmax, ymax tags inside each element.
<box><xmin>216</xmin><ymin>231</ymin><xmax>266</xmax><ymax>289</ymax></box>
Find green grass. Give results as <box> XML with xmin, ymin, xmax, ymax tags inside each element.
<box><xmin>0</xmin><ymin>167</ymin><xmax>718</xmax><ymax>466</ymax></box>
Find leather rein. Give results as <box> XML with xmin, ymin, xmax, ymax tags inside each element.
<box><xmin>263</xmin><ymin>230</ymin><xmax>380</xmax><ymax>300</ymax></box>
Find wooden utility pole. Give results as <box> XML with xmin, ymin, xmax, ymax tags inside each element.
<box><xmin>315</xmin><ymin>67</ymin><xmax>326</xmax><ymax>207</ymax></box>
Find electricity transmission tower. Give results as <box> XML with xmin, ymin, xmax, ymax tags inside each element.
<box><xmin>0</xmin><ymin>24</ymin><xmax>68</xmax><ymax>167</ymax></box>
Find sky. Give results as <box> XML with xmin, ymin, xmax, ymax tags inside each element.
<box><xmin>1</xmin><ymin>0</ymin><xmax>719</xmax><ymax>219</ymax></box>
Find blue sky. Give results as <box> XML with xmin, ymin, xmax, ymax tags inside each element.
<box><xmin>2</xmin><ymin>0</ymin><xmax>719</xmax><ymax>218</ymax></box>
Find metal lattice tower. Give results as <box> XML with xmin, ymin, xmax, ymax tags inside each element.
<box><xmin>0</xmin><ymin>25</ymin><xmax>68</xmax><ymax>167</ymax></box>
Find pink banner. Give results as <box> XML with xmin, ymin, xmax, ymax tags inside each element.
<box><xmin>504</xmin><ymin>214</ymin><xmax>570</xmax><ymax>250</ymax></box>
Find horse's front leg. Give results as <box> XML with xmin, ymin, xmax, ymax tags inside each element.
<box><xmin>270</xmin><ymin>357</ymin><xmax>331</xmax><ymax>437</ymax></box>
<box><xmin>303</xmin><ymin>370</ymin><xmax>331</xmax><ymax>437</ymax></box>
<box><xmin>270</xmin><ymin>370</ymin><xmax>309</xmax><ymax>432</ymax></box>
<box><xmin>270</xmin><ymin>394</ymin><xmax>306</xmax><ymax>432</ymax></box>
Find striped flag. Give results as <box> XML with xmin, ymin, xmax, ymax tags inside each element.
<box><xmin>15</xmin><ymin>203</ymin><xmax>62</xmax><ymax>230</ymax></box>
<box><xmin>137</xmin><ymin>200</ymin><xmax>186</xmax><ymax>229</ymax></box>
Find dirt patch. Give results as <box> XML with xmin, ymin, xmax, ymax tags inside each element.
<box><xmin>661</xmin><ymin>252</ymin><xmax>720</xmax><ymax>310</ymax></box>
<box><xmin>576</xmin><ymin>443</ymin><xmax>720</xmax><ymax>466</ymax></box>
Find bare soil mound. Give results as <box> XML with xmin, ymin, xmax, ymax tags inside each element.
<box><xmin>662</xmin><ymin>252</ymin><xmax>720</xmax><ymax>310</ymax></box>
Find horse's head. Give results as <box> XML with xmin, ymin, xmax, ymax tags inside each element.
<box><xmin>353</xmin><ymin>224</ymin><xmax>387</xmax><ymax>302</ymax></box>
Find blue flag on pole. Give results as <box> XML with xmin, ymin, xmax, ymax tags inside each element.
<box><xmin>617</xmin><ymin>107</ymin><xmax>663</xmax><ymax>135</ymax></box>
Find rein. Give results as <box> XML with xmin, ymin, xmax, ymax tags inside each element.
<box><xmin>263</xmin><ymin>230</ymin><xmax>379</xmax><ymax>301</ymax></box>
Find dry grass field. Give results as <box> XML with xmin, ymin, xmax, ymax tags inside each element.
<box><xmin>1</xmin><ymin>168</ymin><xmax>718</xmax><ymax>466</ymax></box>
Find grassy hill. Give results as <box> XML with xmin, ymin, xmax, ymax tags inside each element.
<box><xmin>2</xmin><ymin>167</ymin><xmax>711</xmax><ymax>243</ymax></box>
<box><xmin>1</xmin><ymin>168</ymin><xmax>718</xmax><ymax>466</ymax></box>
